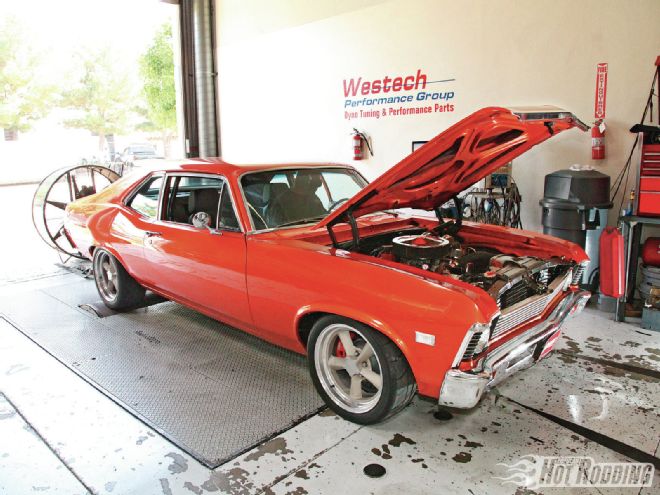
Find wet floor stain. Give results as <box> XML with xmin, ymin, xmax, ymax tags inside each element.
<box><xmin>515</xmin><ymin>488</ymin><xmax>541</xmax><ymax>495</ymax></box>
<box><xmin>452</xmin><ymin>452</ymin><xmax>472</xmax><ymax>463</ymax></box>
<box><xmin>294</xmin><ymin>470</ymin><xmax>308</xmax><ymax>480</ymax></box>
<box><xmin>645</xmin><ymin>347</ymin><xmax>660</xmax><ymax>361</ymax></box>
<box><xmin>0</xmin><ymin>410</ymin><xmax>16</xmax><ymax>420</ymax></box>
<box><xmin>560</xmin><ymin>329</ymin><xmax>660</xmax><ymax>372</ymax></box>
<box><xmin>104</xmin><ymin>481</ymin><xmax>116</xmax><ymax>492</ymax></box>
<box><xmin>371</xmin><ymin>433</ymin><xmax>418</xmax><ymax>461</ymax></box>
<box><xmin>183</xmin><ymin>481</ymin><xmax>203</xmax><ymax>494</ymax></box>
<box><xmin>159</xmin><ymin>478</ymin><xmax>173</xmax><ymax>495</ymax></box>
<box><xmin>207</xmin><ymin>467</ymin><xmax>255</xmax><ymax>495</ymax></box>
<box><xmin>556</xmin><ymin>352</ymin><xmax>578</xmax><ymax>364</ymax></box>
<box><xmin>294</xmin><ymin>462</ymin><xmax>321</xmax><ymax>480</ymax></box>
<box><xmin>388</xmin><ymin>433</ymin><xmax>416</xmax><ymax>447</ymax></box>
<box><xmin>165</xmin><ymin>452</ymin><xmax>188</xmax><ymax>474</ymax></box>
<box><xmin>135</xmin><ymin>435</ymin><xmax>149</xmax><ymax>445</ymax></box>
<box><xmin>244</xmin><ymin>437</ymin><xmax>293</xmax><ymax>462</ymax></box>
<box><xmin>411</xmin><ymin>457</ymin><xmax>428</xmax><ymax>468</ymax></box>
<box><xmin>5</xmin><ymin>364</ymin><xmax>29</xmax><ymax>375</ymax></box>
<box><xmin>433</xmin><ymin>409</ymin><xmax>453</xmax><ymax>421</ymax></box>
<box><xmin>283</xmin><ymin>487</ymin><xmax>308</xmax><ymax>495</ymax></box>
<box><xmin>562</xmin><ymin>336</ymin><xmax>582</xmax><ymax>354</ymax></box>
<box><xmin>371</xmin><ymin>446</ymin><xmax>391</xmax><ymax>460</ymax></box>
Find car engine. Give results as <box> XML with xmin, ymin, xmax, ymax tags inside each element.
<box><xmin>368</xmin><ymin>231</ymin><xmax>570</xmax><ymax>310</ymax></box>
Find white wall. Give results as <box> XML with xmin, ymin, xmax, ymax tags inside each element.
<box><xmin>215</xmin><ymin>0</ymin><xmax>660</xmax><ymax>231</ymax></box>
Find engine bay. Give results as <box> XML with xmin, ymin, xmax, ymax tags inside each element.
<box><xmin>345</xmin><ymin>225</ymin><xmax>572</xmax><ymax>309</ymax></box>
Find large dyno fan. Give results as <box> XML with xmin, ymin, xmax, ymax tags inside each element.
<box><xmin>32</xmin><ymin>165</ymin><xmax>120</xmax><ymax>259</ymax></box>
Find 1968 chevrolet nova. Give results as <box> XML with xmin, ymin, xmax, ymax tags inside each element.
<box><xmin>64</xmin><ymin>106</ymin><xmax>591</xmax><ymax>424</ymax></box>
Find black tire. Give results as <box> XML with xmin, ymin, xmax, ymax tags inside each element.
<box><xmin>92</xmin><ymin>248</ymin><xmax>145</xmax><ymax>310</ymax></box>
<box><xmin>307</xmin><ymin>315</ymin><xmax>416</xmax><ymax>424</ymax></box>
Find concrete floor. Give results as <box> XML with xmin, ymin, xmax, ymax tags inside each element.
<box><xmin>0</xmin><ymin>185</ymin><xmax>658</xmax><ymax>494</ymax></box>
<box><xmin>1</xmin><ymin>273</ymin><xmax>658</xmax><ymax>494</ymax></box>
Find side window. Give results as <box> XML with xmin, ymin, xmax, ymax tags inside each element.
<box><xmin>163</xmin><ymin>175</ymin><xmax>240</xmax><ymax>231</ymax></box>
<box><xmin>164</xmin><ymin>175</ymin><xmax>222</xmax><ymax>226</ymax></box>
<box><xmin>128</xmin><ymin>176</ymin><xmax>163</xmax><ymax>218</ymax></box>
<box><xmin>218</xmin><ymin>186</ymin><xmax>240</xmax><ymax>230</ymax></box>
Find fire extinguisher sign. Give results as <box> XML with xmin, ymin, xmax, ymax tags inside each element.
<box><xmin>594</xmin><ymin>63</ymin><xmax>608</xmax><ymax>119</ymax></box>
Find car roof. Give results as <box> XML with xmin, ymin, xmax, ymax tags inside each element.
<box><xmin>147</xmin><ymin>158</ymin><xmax>357</xmax><ymax>179</ymax></box>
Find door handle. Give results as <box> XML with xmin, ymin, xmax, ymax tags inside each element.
<box><xmin>145</xmin><ymin>231</ymin><xmax>162</xmax><ymax>237</ymax></box>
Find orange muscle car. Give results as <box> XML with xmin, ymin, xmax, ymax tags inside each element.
<box><xmin>64</xmin><ymin>106</ymin><xmax>590</xmax><ymax>424</ymax></box>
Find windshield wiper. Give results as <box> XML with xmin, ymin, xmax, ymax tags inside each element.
<box><xmin>277</xmin><ymin>215</ymin><xmax>327</xmax><ymax>228</ymax></box>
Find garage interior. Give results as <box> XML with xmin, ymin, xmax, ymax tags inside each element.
<box><xmin>1</xmin><ymin>1</ymin><xmax>660</xmax><ymax>494</ymax></box>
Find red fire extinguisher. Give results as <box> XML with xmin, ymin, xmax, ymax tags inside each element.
<box><xmin>592</xmin><ymin>119</ymin><xmax>605</xmax><ymax>160</ymax></box>
<box><xmin>352</xmin><ymin>128</ymin><xmax>373</xmax><ymax>161</ymax></box>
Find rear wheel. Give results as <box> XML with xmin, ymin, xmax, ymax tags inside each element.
<box><xmin>308</xmin><ymin>316</ymin><xmax>416</xmax><ymax>424</ymax></box>
<box><xmin>93</xmin><ymin>248</ymin><xmax>145</xmax><ymax>310</ymax></box>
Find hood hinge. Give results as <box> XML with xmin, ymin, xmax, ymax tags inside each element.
<box><xmin>326</xmin><ymin>208</ymin><xmax>361</xmax><ymax>250</ymax></box>
<box><xmin>327</xmin><ymin>223</ymin><xmax>338</xmax><ymax>248</ymax></box>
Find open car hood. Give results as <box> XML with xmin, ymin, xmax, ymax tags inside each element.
<box><xmin>317</xmin><ymin>106</ymin><xmax>588</xmax><ymax>229</ymax></box>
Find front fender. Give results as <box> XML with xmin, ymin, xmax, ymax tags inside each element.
<box><xmin>294</xmin><ymin>302</ymin><xmax>411</xmax><ymax>358</ymax></box>
<box><xmin>247</xmin><ymin>236</ymin><xmax>491</xmax><ymax>398</ymax></box>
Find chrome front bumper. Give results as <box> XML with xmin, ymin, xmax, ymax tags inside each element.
<box><xmin>438</xmin><ymin>290</ymin><xmax>590</xmax><ymax>409</ymax></box>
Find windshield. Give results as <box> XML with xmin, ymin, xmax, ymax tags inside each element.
<box><xmin>241</xmin><ymin>168</ymin><xmax>367</xmax><ymax>230</ymax></box>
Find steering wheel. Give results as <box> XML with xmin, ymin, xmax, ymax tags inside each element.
<box><xmin>328</xmin><ymin>197</ymin><xmax>349</xmax><ymax>211</ymax></box>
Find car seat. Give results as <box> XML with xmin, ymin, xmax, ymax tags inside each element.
<box><xmin>265</xmin><ymin>172</ymin><xmax>326</xmax><ymax>226</ymax></box>
<box><xmin>188</xmin><ymin>188</ymin><xmax>220</xmax><ymax>226</ymax></box>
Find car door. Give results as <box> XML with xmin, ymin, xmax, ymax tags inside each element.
<box><xmin>142</xmin><ymin>173</ymin><xmax>251</xmax><ymax>327</ymax></box>
<box><xmin>112</xmin><ymin>173</ymin><xmax>165</xmax><ymax>283</ymax></box>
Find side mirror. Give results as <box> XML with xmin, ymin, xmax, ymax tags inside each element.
<box><xmin>192</xmin><ymin>211</ymin><xmax>212</xmax><ymax>229</ymax></box>
<box><xmin>191</xmin><ymin>211</ymin><xmax>223</xmax><ymax>235</ymax></box>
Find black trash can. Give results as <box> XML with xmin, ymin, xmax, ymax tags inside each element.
<box><xmin>540</xmin><ymin>169</ymin><xmax>613</xmax><ymax>285</ymax></box>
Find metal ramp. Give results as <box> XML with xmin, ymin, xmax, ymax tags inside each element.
<box><xmin>0</xmin><ymin>275</ymin><xmax>323</xmax><ymax>468</ymax></box>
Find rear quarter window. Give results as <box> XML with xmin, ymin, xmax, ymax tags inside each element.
<box><xmin>127</xmin><ymin>176</ymin><xmax>163</xmax><ymax>218</ymax></box>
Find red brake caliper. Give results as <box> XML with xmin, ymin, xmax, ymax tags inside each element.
<box><xmin>334</xmin><ymin>332</ymin><xmax>357</xmax><ymax>358</ymax></box>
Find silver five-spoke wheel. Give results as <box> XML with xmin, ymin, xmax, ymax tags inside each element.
<box><xmin>92</xmin><ymin>248</ymin><xmax>145</xmax><ymax>310</ymax></box>
<box><xmin>95</xmin><ymin>251</ymin><xmax>118</xmax><ymax>303</ymax></box>
<box><xmin>315</xmin><ymin>323</ymin><xmax>383</xmax><ymax>413</ymax></box>
<box><xmin>308</xmin><ymin>316</ymin><xmax>416</xmax><ymax>424</ymax></box>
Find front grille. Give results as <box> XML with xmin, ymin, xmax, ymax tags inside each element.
<box><xmin>463</xmin><ymin>332</ymin><xmax>484</xmax><ymax>360</ymax></box>
<box><xmin>491</xmin><ymin>271</ymin><xmax>570</xmax><ymax>339</ymax></box>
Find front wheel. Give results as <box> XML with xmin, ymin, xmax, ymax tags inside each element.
<box><xmin>307</xmin><ymin>316</ymin><xmax>416</xmax><ymax>424</ymax></box>
<box><xmin>93</xmin><ymin>248</ymin><xmax>145</xmax><ymax>310</ymax></box>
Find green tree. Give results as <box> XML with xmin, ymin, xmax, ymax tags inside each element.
<box><xmin>138</xmin><ymin>23</ymin><xmax>177</xmax><ymax>157</ymax></box>
<box><xmin>0</xmin><ymin>16</ymin><xmax>55</xmax><ymax>140</ymax></box>
<box><xmin>61</xmin><ymin>48</ymin><xmax>133</xmax><ymax>152</ymax></box>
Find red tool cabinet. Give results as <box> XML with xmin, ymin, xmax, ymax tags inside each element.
<box><xmin>637</xmin><ymin>143</ymin><xmax>660</xmax><ymax>216</ymax></box>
